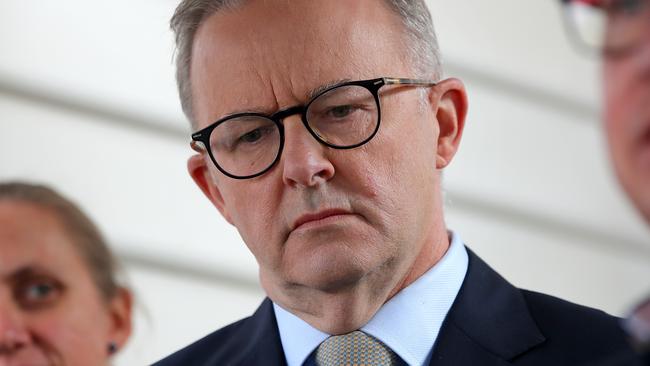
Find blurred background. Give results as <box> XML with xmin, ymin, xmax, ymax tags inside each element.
<box><xmin>1</xmin><ymin>0</ymin><xmax>649</xmax><ymax>364</ymax></box>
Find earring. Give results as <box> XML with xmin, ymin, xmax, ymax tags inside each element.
<box><xmin>108</xmin><ymin>341</ymin><xmax>118</xmax><ymax>355</ymax></box>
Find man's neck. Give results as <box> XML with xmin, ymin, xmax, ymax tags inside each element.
<box><xmin>263</xmin><ymin>226</ymin><xmax>451</xmax><ymax>335</ymax></box>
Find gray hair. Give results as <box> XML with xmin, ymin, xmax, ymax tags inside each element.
<box><xmin>170</xmin><ymin>0</ymin><xmax>442</xmax><ymax>129</ymax></box>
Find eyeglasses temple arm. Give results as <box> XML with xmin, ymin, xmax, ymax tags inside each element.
<box><xmin>190</xmin><ymin>140</ymin><xmax>205</xmax><ymax>153</ymax></box>
<box><xmin>383</xmin><ymin>77</ymin><xmax>437</xmax><ymax>87</ymax></box>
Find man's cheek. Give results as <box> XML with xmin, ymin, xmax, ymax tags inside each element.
<box><xmin>603</xmin><ymin>69</ymin><xmax>627</xmax><ymax>138</ymax></box>
<box><xmin>603</xmin><ymin>62</ymin><xmax>621</xmax><ymax>104</ymax></box>
<box><xmin>236</xmin><ymin>200</ymin><xmax>276</xmax><ymax>237</ymax></box>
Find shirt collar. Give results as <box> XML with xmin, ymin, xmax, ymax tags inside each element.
<box><xmin>273</xmin><ymin>303</ymin><xmax>329</xmax><ymax>366</ymax></box>
<box><xmin>273</xmin><ymin>231</ymin><xmax>469</xmax><ymax>366</ymax></box>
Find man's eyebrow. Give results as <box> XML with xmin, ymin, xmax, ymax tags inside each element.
<box><xmin>222</xmin><ymin>106</ymin><xmax>272</xmax><ymax>117</ymax></box>
<box><xmin>307</xmin><ymin>79</ymin><xmax>351</xmax><ymax>100</ymax></box>
<box><xmin>211</xmin><ymin>105</ymin><xmax>274</xmax><ymax>123</ymax></box>
<box><xmin>215</xmin><ymin>79</ymin><xmax>352</xmax><ymax>120</ymax></box>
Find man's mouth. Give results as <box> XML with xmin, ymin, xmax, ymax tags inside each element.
<box><xmin>292</xmin><ymin>209</ymin><xmax>354</xmax><ymax>231</ymax></box>
<box><xmin>635</xmin><ymin>120</ymin><xmax>650</xmax><ymax>169</ymax></box>
<box><xmin>641</xmin><ymin>125</ymin><xmax>650</xmax><ymax>145</ymax></box>
<box><xmin>637</xmin><ymin>119</ymin><xmax>650</xmax><ymax>149</ymax></box>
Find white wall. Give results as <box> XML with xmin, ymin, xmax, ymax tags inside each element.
<box><xmin>0</xmin><ymin>1</ymin><xmax>648</xmax><ymax>364</ymax></box>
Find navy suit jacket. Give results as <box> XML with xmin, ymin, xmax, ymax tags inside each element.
<box><xmin>154</xmin><ymin>249</ymin><xmax>642</xmax><ymax>365</ymax></box>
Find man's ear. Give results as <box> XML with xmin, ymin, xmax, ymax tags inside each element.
<box><xmin>188</xmin><ymin>154</ymin><xmax>234</xmax><ymax>225</ymax></box>
<box><xmin>106</xmin><ymin>287</ymin><xmax>132</xmax><ymax>353</ymax></box>
<box><xmin>429</xmin><ymin>78</ymin><xmax>468</xmax><ymax>169</ymax></box>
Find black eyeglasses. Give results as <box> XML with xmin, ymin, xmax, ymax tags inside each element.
<box><xmin>191</xmin><ymin>77</ymin><xmax>436</xmax><ymax>179</ymax></box>
<box><xmin>561</xmin><ymin>0</ymin><xmax>650</xmax><ymax>56</ymax></box>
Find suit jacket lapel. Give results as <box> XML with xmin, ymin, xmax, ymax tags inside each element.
<box><xmin>429</xmin><ymin>248</ymin><xmax>546</xmax><ymax>366</ymax></box>
<box><xmin>233</xmin><ymin>298</ymin><xmax>287</xmax><ymax>366</ymax></box>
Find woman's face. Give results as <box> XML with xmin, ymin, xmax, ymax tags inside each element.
<box><xmin>0</xmin><ymin>201</ymin><xmax>131</xmax><ymax>366</ymax></box>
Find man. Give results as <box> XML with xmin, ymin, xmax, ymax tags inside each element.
<box><xmin>156</xmin><ymin>1</ymin><xmax>640</xmax><ymax>365</ymax></box>
<box><xmin>561</xmin><ymin>0</ymin><xmax>650</xmax><ymax>362</ymax></box>
<box><xmin>561</xmin><ymin>0</ymin><xmax>650</xmax><ymax>225</ymax></box>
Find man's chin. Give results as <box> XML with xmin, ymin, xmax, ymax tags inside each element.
<box><xmin>288</xmin><ymin>260</ymin><xmax>369</xmax><ymax>294</ymax></box>
<box><xmin>282</xmin><ymin>234</ymin><xmax>381</xmax><ymax>287</ymax></box>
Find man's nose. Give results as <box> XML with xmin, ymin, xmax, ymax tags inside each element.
<box><xmin>281</xmin><ymin>116</ymin><xmax>335</xmax><ymax>188</ymax></box>
<box><xmin>0</xmin><ymin>298</ymin><xmax>30</xmax><ymax>354</ymax></box>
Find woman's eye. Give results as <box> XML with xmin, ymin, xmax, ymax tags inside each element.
<box><xmin>27</xmin><ymin>283</ymin><xmax>54</xmax><ymax>298</ymax></box>
<box><xmin>17</xmin><ymin>280</ymin><xmax>61</xmax><ymax>307</ymax></box>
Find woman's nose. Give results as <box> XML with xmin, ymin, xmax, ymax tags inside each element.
<box><xmin>0</xmin><ymin>296</ymin><xmax>31</xmax><ymax>353</ymax></box>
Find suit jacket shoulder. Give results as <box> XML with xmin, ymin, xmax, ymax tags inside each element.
<box><xmin>521</xmin><ymin>289</ymin><xmax>639</xmax><ymax>365</ymax></box>
<box><xmin>153</xmin><ymin>298</ymin><xmax>286</xmax><ymax>366</ymax></box>
<box><xmin>430</xmin><ymin>248</ymin><xmax>641</xmax><ymax>366</ymax></box>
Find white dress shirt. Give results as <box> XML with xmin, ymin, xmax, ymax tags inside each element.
<box><xmin>273</xmin><ymin>231</ymin><xmax>469</xmax><ymax>366</ymax></box>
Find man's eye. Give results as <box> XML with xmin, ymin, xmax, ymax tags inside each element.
<box><xmin>235</xmin><ymin>125</ymin><xmax>276</xmax><ymax>146</ymax></box>
<box><xmin>327</xmin><ymin>105</ymin><xmax>355</xmax><ymax>119</ymax></box>
<box><xmin>607</xmin><ymin>0</ymin><xmax>643</xmax><ymax>15</ymax></box>
<box><xmin>239</xmin><ymin>128</ymin><xmax>263</xmax><ymax>143</ymax></box>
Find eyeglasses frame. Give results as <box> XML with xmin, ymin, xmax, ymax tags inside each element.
<box><xmin>559</xmin><ymin>0</ymin><xmax>650</xmax><ymax>57</ymax></box>
<box><xmin>190</xmin><ymin>77</ymin><xmax>437</xmax><ymax>180</ymax></box>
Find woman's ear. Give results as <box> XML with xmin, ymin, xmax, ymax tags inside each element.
<box><xmin>106</xmin><ymin>287</ymin><xmax>133</xmax><ymax>353</ymax></box>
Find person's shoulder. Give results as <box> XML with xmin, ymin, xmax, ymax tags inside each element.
<box><xmin>152</xmin><ymin>317</ymin><xmax>252</xmax><ymax>366</ymax></box>
<box><xmin>522</xmin><ymin>289</ymin><xmax>622</xmax><ymax>332</ymax></box>
<box><xmin>152</xmin><ymin>298</ymin><xmax>284</xmax><ymax>366</ymax></box>
<box><xmin>521</xmin><ymin>289</ymin><xmax>639</xmax><ymax>363</ymax></box>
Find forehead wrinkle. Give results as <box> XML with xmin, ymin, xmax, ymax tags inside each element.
<box><xmin>191</xmin><ymin>11</ymin><xmax>276</xmax><ymax>123</ymax></box>
<box><xmin>259</xmin><ymin>33</ymin><xmax>311</xmax><ymax>108</ymax></box>
<box><xmin>307</xmin><ymin>79</ymin><xmax>352</xmax><ymax>100</ymax></box>
<box><xmin>225</xmin><ymin>17</ymin><xmax>300</xmax><ymax>112</ymax></box>
<box><xmin>241</xmin><ymin>1</ymin><xmax>372</xmax><ymax>101</ymax></box>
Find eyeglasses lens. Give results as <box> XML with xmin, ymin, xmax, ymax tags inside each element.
<box><xmin>567</xmin><ymin>0</ymin><xmax>649</xmax><ymax>54</ymax></box>
<box><xmin>306</xmin><ymin>85</ymin><xmax>379</xmax><ymax>147</ymax></box>
<box><xmin>210</xmin><ymin>116</ymin><xmax>281</xmax><ymax>178</ymax></box>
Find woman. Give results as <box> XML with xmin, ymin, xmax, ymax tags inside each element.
<box><xmin>0</xmin><ymin>182</ymin><xmax>132</xmax><ymax>365</ymax></box>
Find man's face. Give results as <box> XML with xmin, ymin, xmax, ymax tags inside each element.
<box><xmin>603</xmin><ymin>29</ymin><xmax>650</xmax><ymax>223</ymax></box>
<box><xmin>0</xmin><ymin>202</ymin><xmax>125</xmax><ymax>366</ymax></box>
<box><xmin>189</xmin><ymin>0</ymin><xmax>464</xmax><ymax>305</ymax></box>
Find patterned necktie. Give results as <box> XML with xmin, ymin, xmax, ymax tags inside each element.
<box><xmin>314</xmin><ymin>330</ymin><xmax>400</xmax><ymax>366</ymax></box>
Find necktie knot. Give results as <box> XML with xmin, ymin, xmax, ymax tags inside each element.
<box><xmin>314</xmin><ymin>330</ymin><xmax>400</xmax><ymax>366</ymax></box>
